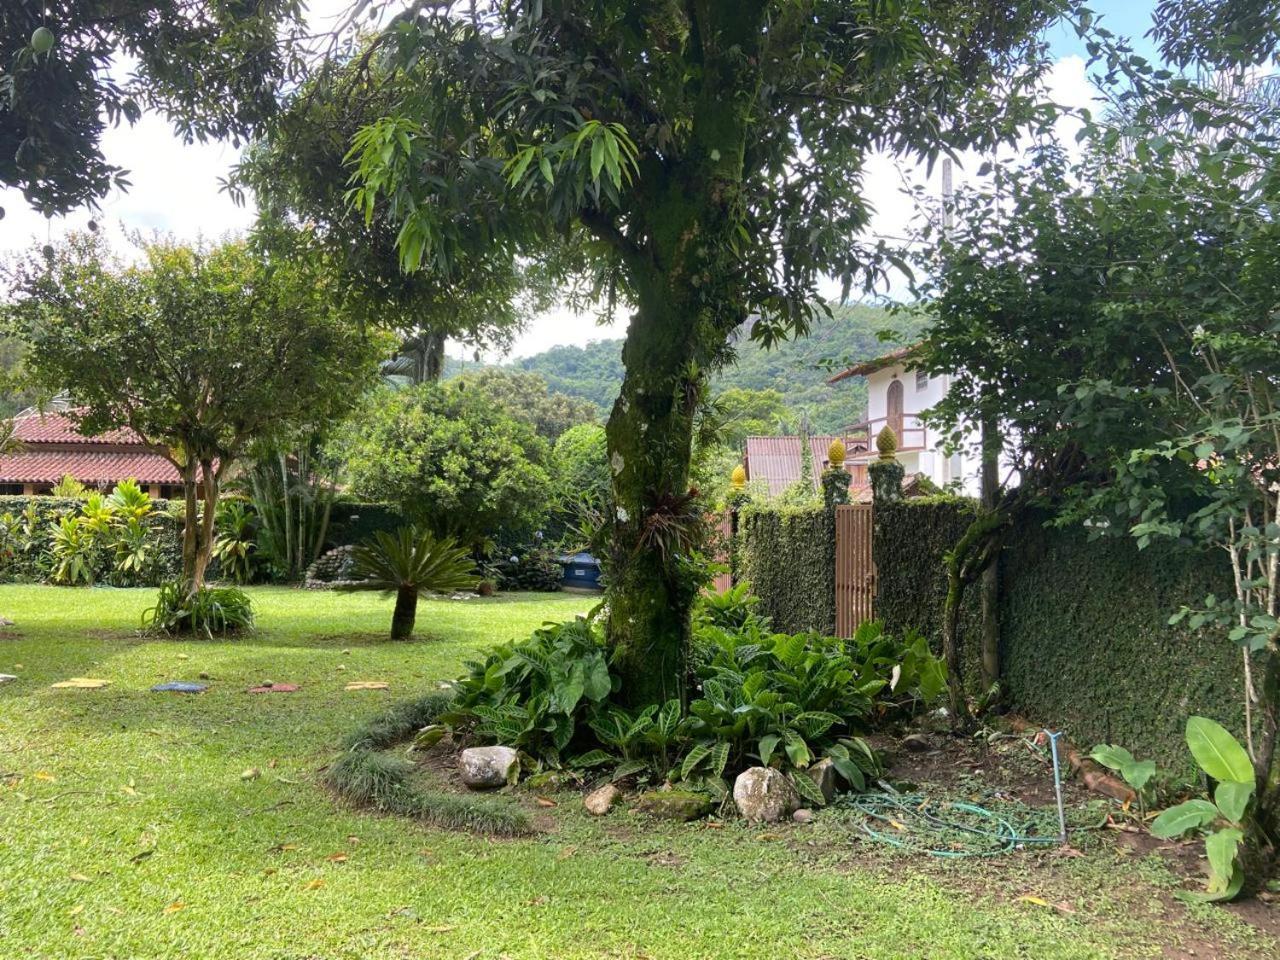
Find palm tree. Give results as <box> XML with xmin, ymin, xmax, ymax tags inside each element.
<box><xmin>337</xmin><ymin>526</ymin><xmax>480</xmax><ymax>639</ymax></box>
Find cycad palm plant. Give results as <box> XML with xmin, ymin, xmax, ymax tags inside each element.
<box><xmin>338</xmin><ymin>527</ymin><xmax>480</xmax><ymax>639</ymax></box>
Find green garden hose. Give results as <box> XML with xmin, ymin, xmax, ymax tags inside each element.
<box><xmin>841</xmin><ymin>792</ymin><xmax>1062</xmax><ymax>858</ymax></box>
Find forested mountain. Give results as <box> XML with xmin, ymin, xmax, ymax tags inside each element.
<box><xmin>476</xmin><ymin>304</ymin><xmax>923</xmax><ymax>434</ymax></box>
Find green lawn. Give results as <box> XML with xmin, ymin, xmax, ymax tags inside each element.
<box><xmin>0</xmin><ymin>584</ymin><xmax>1270</xmax><ymax>959</ymax></box>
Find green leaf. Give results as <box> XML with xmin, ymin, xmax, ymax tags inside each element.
<box><xmin>1150</xmin><ymin>799</ymin><xmax>1220</xmax><ymax>838</ymax></box>
<box><xmin>757</xmin><ymin>733</ymin><xmax>780</xmax><ymax>766</ymax></box>
<box><xmin>1205</xmin><ymin>828</ymin><xmax>1244</xmax><ymax>893</ymax></box>
<box><xmin>680</xmin><ymin>743</ymin><xmax>712</xmax><ymax>781</ymax></box>
<box><xmin>1186</xmin><ymin>716</ymin><xmax>1253</xmax><ymax>783</ymax></box>
<box><xmin>1214</xmin><ymin>780</ymin><xmax>1254</xmax><ymax>824</ymax></box>
<box><xmin>1123</xmin><ymin>759</ymin><xmax>1156</xmax><ymax>792</ymax></box>
<box><xmin>1090</xmin><ymin>744</ymin><xmax>1135</xmax><ymax>772</ymax></box>
<box><xmin>708</xmin><ymin>741</ymin><xmax>730</xmax><ymax>778</ymax></box>
<box><xmin>570</xmin><ymin>749</ymin><xmax>614</xmax><ymax>769</ymax></box>
<box><xmin>791</xmin><ymin>770</ymin><xmax>827</xmax><ymax>807</ymax></box>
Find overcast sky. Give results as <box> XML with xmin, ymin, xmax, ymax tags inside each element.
<box><xmin>0</xmin><ymin>2</ymin><xmax>1157</xmax><ymax>360</ymax></box>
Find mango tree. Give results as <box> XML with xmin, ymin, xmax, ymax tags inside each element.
<box><xmin>335</xmin><ymin>0</ymin><xmax>1068</xmax><ymax>706</ymax></box>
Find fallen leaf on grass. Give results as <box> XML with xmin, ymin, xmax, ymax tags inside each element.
<box><xmin>757</xmin><ymin>833</ymin><xmax>781</xmax><ymax>842</ymax></box>
<box><xmin>304</xmin><ymin>878</ymin><xmax>326</xmax><ymax>891</ymax></box>
<box><xmin>556</xmin><ymin>845</ymin><xmax>577</xmax><ymax>861</ymax></box>
<box><xmin>240</xmin><ymin>767</ymin><xmax>261</xmax><ymax>781</ymax></box>
<box><xmin>163</xmin><ymin>901</ymin><xmax>185</xmax><ymax>914</ymax></box>
<box><xmin>703</xmin><ymin>822</ymin><xmax>723</xmax><ymax>830</ymax></box>
<box><xmin>69</xmin><ymin>904</ymin><xmax>83</xmax><ymax>917</ymax></box>
<box><xmin>325</xmin><ymin>852</ymin><xmax>348</xmax><ymax>863</ymax></box>
<box><xmin>425</xmin><ymin>925</ymin><xmax>457</xmax><ymax>933</ymax></box>
<box><xmin>344</xmin><ymin>681</ymin><xmax>389</xmax><ymax>691</ymax></box>
<box><xmin>535</xmin><ymin>796</ymin><xmax>557</xmax><ymax>808</ymax></box>
<box><xmin>131</xmin><ymin>849</ymin><xmax>154</xmax><ymax>864</ymax></box>
<box><xmin>69</xmin><ymin>873</ymin><xmax>91</xmax><ymax>883</ymax></box>
<box><xmin>35</xmin><ymin>771</ymin><xmax>56</xmax><ymax>782</ymax></box>
<box><xmin>120</xmin><ymin>784</ymin><xmax>138</xmax><ymax>797</ymax></box>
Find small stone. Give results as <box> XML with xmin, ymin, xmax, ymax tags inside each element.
<box><xmin>902</xmin><ymin>734</ymin><xmax>932</xmax><ymax>753</ymax></box>
<box><xmin>807</xmin><ymin>758</ymin><xmax>838</xmax><ymax>804</ymax></box>
<box><xmin>459</xmin><ymin>746</ymin><xmax>520</xmax><ymax>790</ymax></box>
<box><xmin>733</xmin><ymin>767</ymin><xmax>799</xmax><ymax>823</ymax></box>
<box><xmin>584</xmin><ymin>783</ymin><xmax>621</xmax><ymax>816</ymax></box>
<box><xmin>793</xmin><ymin>808</ymin><xmax>814</xmax><ymax>824</ymax></box>
<box><xmin>634</xmin><ymin>789</ymin><xmax>712</xmax><ymax>821</ymax></box>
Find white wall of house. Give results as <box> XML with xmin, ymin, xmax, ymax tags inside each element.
<box><xmin>861</xmin><ymin>363</ymin><xmax>981</xmax><ymax>496</ymax></box>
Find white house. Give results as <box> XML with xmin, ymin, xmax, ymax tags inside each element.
<box><xmin>827</xmin><ymin>345</ymin><xmax>983</xmax><ymax>497</ymax></box>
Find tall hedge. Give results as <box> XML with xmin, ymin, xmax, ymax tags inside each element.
<box><xmin>325</xmin><ymin>501</ymin><xmax>406</xmax><ymax>549</ymax></box>
<box><xmin>874</xmin><ymin>497</ymin><xmax>1248</xmax><ymax>772</ymax></box>
<box><xmin>873</xmin><ymin>496</ymin><xmax>982</xmax><ymax>663</ymax></box>
<box><xmin>738</xmin><ymin>505</ymin><xmax>834</xmax><ymax>634</ymax></box>
<box><xmin>1000</xmin><ymin>518</ymin><xmax>1243</xmax><ymax>773</ymax></box>
<box><xmin>0</xmin><ymin>495</ymin><xmax>184</xmax><ymax>586</ymax></box>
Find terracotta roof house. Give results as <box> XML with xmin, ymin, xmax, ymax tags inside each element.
<box><xmin>741</xmin><ymin>434</ymin><xmax>870</xmax><ymax>497</ymax></box>
<box><xmin>0</xmin><ymin>408</ymin><xmax>184</xmax><ymax>498</ymax></box>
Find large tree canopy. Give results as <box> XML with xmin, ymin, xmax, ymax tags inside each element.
<box><xmin>1</xmin><ymin>1</ymin><xmax>308</xmax><ymax>216</ymax></box>
<box><xmin>330</xmin><ymin>0</ymin><xmax>1069</xmax><ymax>705</ymax></box>
<box><xmin>1</xmin><ymin>234</ymin><xmax>381</xmax><ymax>593</ymax></box>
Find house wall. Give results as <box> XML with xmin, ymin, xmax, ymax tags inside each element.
<box><xmin>863</xmin><ymin>364</ymin><xmax>979</xmax><ymax>495</ymax></box>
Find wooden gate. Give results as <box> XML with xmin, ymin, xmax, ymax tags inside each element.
<box><xmin>835</xmin><ymin>503</ymin><xmax>875</xmax><ymax>636</ymax></box>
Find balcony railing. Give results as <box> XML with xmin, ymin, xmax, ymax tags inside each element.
<box><xmin>844</xmin><ymin>414</ymin><xmax>928</xmax><ymax>457</ymax></box>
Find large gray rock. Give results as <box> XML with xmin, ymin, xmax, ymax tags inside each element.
<box><xmin>584</xmin><ymin>783</ymin><xmax>621</xmax><ymax>816</ymax></box>
<box><xmin>458</xmin><ymin>746</ymin><xmax>519</xmax><ymax>789</ymax></box>
<box><xmin>733</xmin><ymin>767</ymin><xmax>799</xmax><ymax>823</ymax></box>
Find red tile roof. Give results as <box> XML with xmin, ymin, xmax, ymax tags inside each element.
<box><xmin>1</xmin><ymin>410</ymin><xmax>178</xmax><ymax>486</ymax></box>
<box><xmin>12</xmin><ymin>411</ymin><xmax>142</xmax><ymax>445</ymax></box>
<box><xmin>742</xmin><ymin>435</ymin><xmax>868</xmax><ymax>496</ymax></box>
<box><xmin>0</xmin><ymin>450</ymin><xmax>181</xmax><ymax>484</ymax></box>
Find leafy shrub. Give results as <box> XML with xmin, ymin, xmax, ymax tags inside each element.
<box><xmin>442</xmin><ymin>617</ymin><xmax>613</xmax><ymax>765</ymax></box>
<box><xmin>213</xmin><ymin>498</ymin><xmax>258</xmax><ymax>584</ymax></box>
<box><xmin>433</xmin><ymin>588</ymin><xmax>946</xmax><ymax>807</ymax></box>
<box><xmin>143</xmin><ymin>581</ymin><xmax>255</xmax><ymax>638</ymax></box>
<box><xmin>1149</xmin><ymin>717</ymin><xmax>1259</xmax><ymax>901</ymax></box>
<box><xmin>492</xmin><ymin>548</ymin><xmax>563</xmax><ymax>592</ymax></box>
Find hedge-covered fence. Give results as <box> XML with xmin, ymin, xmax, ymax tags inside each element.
<box><xmin>738</xmin><ymin>505</ymin><xmax>834</xmax><ymax>634</ymax></box>
<box><xmin>875</xmin><ymin>498</ymin><xmax>1246</xmax><ymax>772</ymax></box>
<box><xmin>0</xmin><ymin>495</ymin><xmax>184</xmax><ymax>586</ymax></box>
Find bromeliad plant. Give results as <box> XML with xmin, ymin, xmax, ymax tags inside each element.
<box><xmin>337</xmin><ymin>526</ymin><xmax>481</xmax><ymax>639</ymax></box>
<box><xmin>1150</xmin><ymin>717</ymin><xmax>1261</xmax><ymax>902</ymax></box>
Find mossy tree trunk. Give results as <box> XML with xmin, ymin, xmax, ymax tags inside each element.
<box><xmin>390</xmin><ymin>586</ymin><xmax>418</xmax><ymax>640</ymax></box>
<box><xmin>602</xmin><ymin>10</ymin><xmax>762</xmax><ymax>706</ymax></box>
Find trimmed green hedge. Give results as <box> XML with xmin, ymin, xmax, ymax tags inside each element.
<box><xmin>1001</xmin><ymin>517</ymin><xmax>1244</xmax><ymax>773</ymax></box>
<box><xmin>873</xmin><ymin>496</ymin><xmax>982</xmax><ymax>669</ymax></box>
<box><xmin>874</xmin><ymin>497</ymin><xmax>1247</xmax><ymax>772</ymax></box>
<box><xmin>325</xmin><ymin>501</ymin><xmax>406</xmax><ymax>549</ymax></box>
<box><xmin>738</xmin><ymin>505</ymin><xmax>834</xmax><ymax>634</ymax></box>
<box><xmin>0</xmin><ymin>495</ymin><xmax>185</xmax><ymax>586</ymax></box>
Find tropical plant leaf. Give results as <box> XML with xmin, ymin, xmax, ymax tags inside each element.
<box><xmin>570</xmin><ymin>749</ymin><xmax>614</xmax><ymax>769</ymax></box>
<box><xmin>680</xmin><ymin>743</ymin><xmax>713</xmax><ymax>781</ymax></box>
<box><xmin>1214</xmin><ymin>780</ymin><xmax>1254</xmax><ymax>824</ymax></box>
<box><xmin>791</xmin><ymin>770</ymin><xmax>827</xmax><ymax>807</ymax></box>
<box><xmin>1205</xmin><ymin>827</ymin><xmax>1244</xmax><ymax>894</ymax></box>
<box><xmin>1185</xmin><ymin>716</ymin><xmax>1253</xmax><ymax>784</ymax></box>
<box><xmin>1150</xmin><ymin>799</ymin><xmax>1220</xmax><ymax>838</ymax></box>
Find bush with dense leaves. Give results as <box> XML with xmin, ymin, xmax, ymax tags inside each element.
<box><xmin>430</xmin><ymin>587</ymin><xmax>946</xmax><ymax>806</ymax></box>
